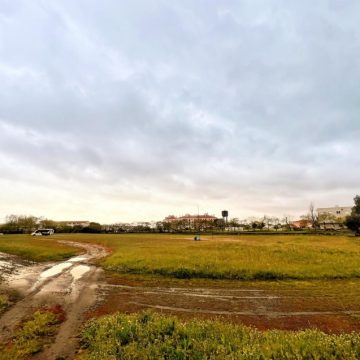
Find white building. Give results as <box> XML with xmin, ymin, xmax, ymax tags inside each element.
<box><xmin>317</xmin><ymin>206</ymin><xmax>352</xmax><ymax>219</ymax></box>
<box><xmin>59</xmin><ymin>221</ymin><xmax>91</xmax><ymax>227</ymax></box>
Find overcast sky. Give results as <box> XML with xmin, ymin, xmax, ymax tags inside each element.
<box><xmin>0</xmin><ymin>0</ymin><xmax>359</xmax><ymax>223</ymax></box>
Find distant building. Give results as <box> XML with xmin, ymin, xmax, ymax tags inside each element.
<box><xmin>319</xmin><ymin>221</ymin><xmax>343</xmax><ymax>230</ymax></box>
<box><xmin>291</xmin><ymin>219</ymin><xmax>313</xmax><ymax>229</ymax></box>
<box><xmin>317</xmin><ymin>206</ymin><xmax>352</xmax><ymax>219</ymax></box>
<box><xmin>58</xmin><ymin>221</ymin><xmax>91</xmax><ymax>228</ymax></box>
<box><xmin>163</xmin><ymin>213</ymin><xmax>218</xmax><ymax>232</ymax></box>
<box><xmin>130</xmin><ymin>221</ymin><xmax>157</xmax><ymax>229</ymax></box>
<box><xmin>164</xmin><ymin>213</ymin><xmax>217</xmax><ymax>224</ymax></box>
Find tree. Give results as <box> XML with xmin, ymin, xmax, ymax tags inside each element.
<box><xmin>309</xmin><ymin>202</ymin><xmax>318</xmax><ymax>229</ymax></box>
<box><xmin>82</xmin><ymin>222</ymin><xmax>102</xmax><ymax>233</ymax></box>
<box><xmin>281</xmin><ymin>215</ymin><xmax>293</xmax><ymax>231</ymax></box>
<box><xmin>1</xmin><ymin>215</ymin><xmax>38</xmax><ymax>234</ymax></box>
<box><xmin>251</xmin><ymin>220</ymin><xmax>265</xmax><ymax>231</ymax></box>
<box><xmin>345</xmin><ymin>195</ymin><xmax>360</xmax><ymax>235</ymax></box>
<box><xmin>272</xmin><ymin>217</ymin><xmax>280</xmax><ymax>231</ymax></box>
<box><xmin>228</xmin><ymin>218</ymin><xmax>240</xmax><ymax>230</ymax></box>
<box><xmin>258</xmin><ymin>221</ymin><xmax>265</xmax><ymax>230</ymax></box>
<box><xmin>300</xmin><ymin>203</ymin><xmax>318</xmax><ymax>230</ymax></box>
<box><xmin>38</xmin><ymin>218</ymin><xmax>57</xmax><ymax>229</ymax></box>
<box><xmin>263</xmin><ymin>216</ymin><xmax>271</xmax><ymax>231</ymax></box>
<box><xmin>352</xmin><ymin>195</ymin><xmax>360</xmax><ymax>214</ymax></box>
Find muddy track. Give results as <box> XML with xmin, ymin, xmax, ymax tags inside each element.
<box><xmin>0</xmin><ymin>240</ymin><xmax>109</xmax><ymax>360</ymax></box>
<box><xmin>129</xmin><ymin>301</ymin><xmax>360</xmax><ymax>317</ymax></box>
<box><xmin>95</xmin><ymin>279</ymin><xmax>360</xmax><ymax>333</ymax></box>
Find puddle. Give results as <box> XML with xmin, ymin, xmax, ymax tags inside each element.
<box><xmin>68</xmin><ymin>256</ymin><xmax>87</xmax><ymax>263</ymax></box>
<box><xmin>0</xmin><ymin>260</ymin><xmax>13</xmax><ymax>269</ymax></box>
<box><xmin>39</xmin><ymin>254</ymin><xmax>90</xmax><ymax>280</ymax></box>
<box><xmin>0</xmin><ymin>253</ymin><xmax>26</xmax><ymax>279</ymax></box>
<box><xmin>70</xmin><ymin>265</ymin><xmax>91</xmax><ymax>280</ymax></box>
<box><xmin>69</xmin><ymin>265</ymin><xmax>92</xmax><ymax>300</ymax></box>
<box><xmin>40</xmin><ymin>262</ymin><xmax>73</xmax><ymax>278</ymax></box>
<box><xmin>142</xmin><ymin>290</ymin><xmax>279</xmax><ymax>300</ymax></box>
<box><xmin>130</xmin><ymin>302</ymin><xmax>360</xmax><ymax>317</ymax></box>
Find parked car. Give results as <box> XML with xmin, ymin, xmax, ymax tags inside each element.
<box><xmin>31</xmin><ymin>229</ymin><xmax>55</xmax><ymax>236</ymax></box>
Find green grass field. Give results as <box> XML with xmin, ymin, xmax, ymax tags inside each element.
<box><xmin>79</xmin><ymin>311</ymin><xmax>360</xmax><ymax>359</ymax></box>
<box><xmin>52</xmin><ymin>233</ymin><xmax>360</xmax><ymax>280</ymax></box>
<box><xmin>2</xmin><ymin>233</ymin><xmax>360</xmax><ymax>280</ymax></box>
<box><xmin>0</xmin><ymin>235</ymin><xmax>80</xmax><ymax>262</ymax></box>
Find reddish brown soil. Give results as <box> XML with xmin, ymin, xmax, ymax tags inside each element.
<box><xmin>89</xmin><ymin>274</ymin><xmax>360</xmax><ymax>333</ymax></box>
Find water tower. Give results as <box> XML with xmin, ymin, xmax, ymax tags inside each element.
<box><xmin>222</xmin><ymin>210</ymin><xmax>229</xmax><ymax>224</ymax></box>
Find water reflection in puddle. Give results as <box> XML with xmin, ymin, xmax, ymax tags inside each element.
<box><xmin>40</xmin><ymin>262</ymin><xmax>73</xmax><ymax>278</ymax></box>
<box><xmin>67</xmin><ymin>256</ymin><xmax>87</xmax><ymax>263</ymax></box>
<box><xmin>70</xmin><ymin>265</ymin><xmax>90</xmax><ymax>280</ymax></box>
<box><xmin>0</xmin><ymin>260</ymin><xmax>12</xmax><ymax>269</ymax></box>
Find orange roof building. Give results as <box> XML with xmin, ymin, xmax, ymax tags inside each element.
<box><xmin>164</xmin><ymin>213</ymin><xmax>217</xmax><ymax>223</ymax></box>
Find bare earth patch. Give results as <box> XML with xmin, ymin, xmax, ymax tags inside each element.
<box><xmin>92</xmin><ymin>274</ymin><xmax>360</xmax><ymax>334</ymax></box>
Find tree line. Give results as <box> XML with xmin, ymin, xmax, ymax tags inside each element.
<box><xmin>1</xmin><ymin>196</ymin><xmax>359</xmax><ymax>235</ymax></box>
<box><xmin>0</xmin><ymin>215</ymin><xmax>102</xmax><ymax>234</ymax></box>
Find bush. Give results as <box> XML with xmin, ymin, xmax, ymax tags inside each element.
<box><xmin>345</xmin><ymin>214</ymin><xmax>360</xmax><ymax>236</ymax></box>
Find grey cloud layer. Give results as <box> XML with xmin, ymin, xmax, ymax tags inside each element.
<box><xmin>1</xmin><ymin>0</ymin><xmax>359</xmax><ymax>220</ymax></box>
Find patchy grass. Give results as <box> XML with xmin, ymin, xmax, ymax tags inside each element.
<box><xmin>0</xmin><ymin>290</ymin><xmax>20</xmax><ymax>316</ymax></box>
<box><xmin>0</xmin><ymin>305</ymin><xmax>65</xmax><ymax>359</ymax></box>
<box><xmin>0</xmin><ymin>294</ymin><xmax>9</xmax><ymax>315</ymax></box>
<box><xmin>78</xmin><ymin>311</ymin><xmax>360</xmax><ymax>359</ymax></box>
<box><xmin>0</xmin><ymin>235</ymin><xmax>80</xmax><ymax>262</ymax></box>
<box><xmin>54</xmin><ymin>233</ymin><xmax>360</xmax><ymax>280</ymax></box>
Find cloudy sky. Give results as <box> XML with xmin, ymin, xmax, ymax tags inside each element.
<box><xmin>0</xmin><ymin>0</ymin><xmax>359</xmax><ymax>223</ymax></box>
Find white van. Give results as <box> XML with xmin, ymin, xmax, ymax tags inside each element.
<box><xmin>31</xmin><ymin>229</ymin><xmax>55</xmax><ymax>236</ymax></box>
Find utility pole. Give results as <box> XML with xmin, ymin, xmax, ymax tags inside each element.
<box><xmin>194</xmin><ymin>204</ymin><xmax>201</xmax><ymax>241</ymax></box>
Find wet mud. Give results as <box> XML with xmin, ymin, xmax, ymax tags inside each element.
<box><xmin>93</xmin><ymin>276</ymin><xmax>360</xmax><ymax>333</ymax></box>
<box><xmin>0</xmin><ymin>241</ymin><xmax>108</xmax><ymax>359</ymax></box>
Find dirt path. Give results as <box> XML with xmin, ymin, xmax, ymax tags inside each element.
<box><xmin>0</xmin><ymin>240</ymin><xmax>108</xmax><ymax>359</ymax></box>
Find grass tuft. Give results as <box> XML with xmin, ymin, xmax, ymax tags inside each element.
<box><xmin>0</xmin><ymin>294</ymin><xmax>9</xmax><ymax>315</ymax></box>
<box><xmin>0</xmin><ymin>305</ymin><xmax>65</xmax><ymax>359</ymax></box>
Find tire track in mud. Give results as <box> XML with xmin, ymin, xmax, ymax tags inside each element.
<box><xmin>96</xmin><ymin>282</ymin><xmax>360</xmax><ymax>332</ymax></box>
<box><xmin>0</xmin><ymin>240</ymin><xmax>109</xmax><ymax>360</ymax></box>
<box><xmin>129</xmin><ymin>301</ymin><xmax>360</xmax><ymax>317</ymax></box>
